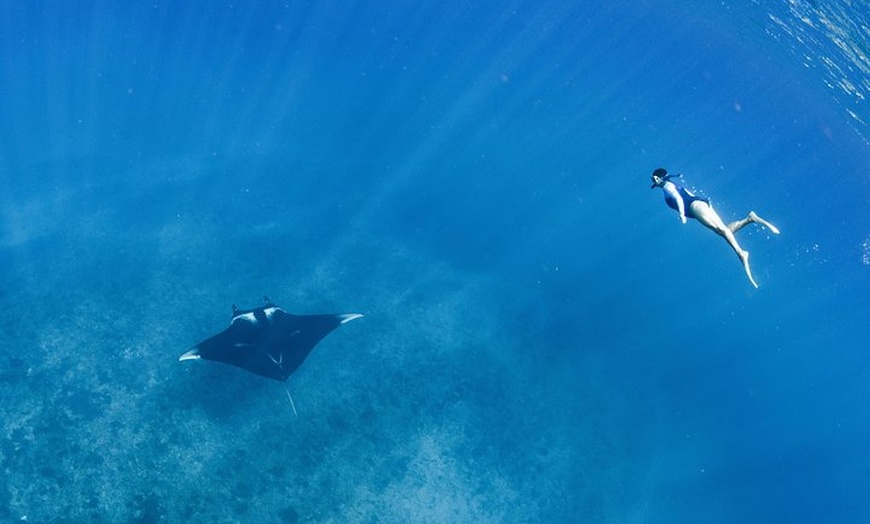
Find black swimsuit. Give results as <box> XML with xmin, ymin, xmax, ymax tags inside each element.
<box><xmin>664</xmin><ymin>184</ymin><xmax>709</xmax><ymax>219</ymax></box>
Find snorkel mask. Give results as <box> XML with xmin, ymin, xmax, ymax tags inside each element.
<box><xmin>650</xmin><ymin>168</ymin><xmax>680</xmax><ymax>188</ymax></box>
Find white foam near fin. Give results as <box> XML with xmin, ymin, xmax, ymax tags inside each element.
<box><xmin>339</xmin><ymin>313</ymin><xmax>364</xmax><ymax>324</ymax></box>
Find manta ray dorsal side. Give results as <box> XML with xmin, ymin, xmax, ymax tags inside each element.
<box><xmin>179</xmin><ymin>298</ymin><xmax>362</xmax><ymax>381</ymax></box>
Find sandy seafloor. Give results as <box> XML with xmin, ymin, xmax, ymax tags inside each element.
<box><xmin>1</xmin><ymin>1</ymin><xmax>869</xmax><ymax>523</ymax></box>
<box><xmin>1</xmin><ymin>168</ymin><xmax>630</xmax><ymax>522</ymax></box>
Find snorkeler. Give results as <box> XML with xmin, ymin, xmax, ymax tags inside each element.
<box><xmin>650</xmin><ymin>167</ymin><xmax>780</xmax><ymax>288</ymax></box>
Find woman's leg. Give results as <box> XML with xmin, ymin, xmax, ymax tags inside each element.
<box><xmin>690</xmin><ymin>201</ymin><xmax>759</xmax><ymax>288</ymax></box>
<box><xmin>728</xmin><ymin>211</ymin><xmax>781</xmax><ymax>234</ymax></box>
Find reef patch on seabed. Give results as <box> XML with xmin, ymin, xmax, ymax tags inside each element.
<box><xmin>0</xmin><ymin>226</ymin><xmax>647</xmax><ymax>523</ymax></box>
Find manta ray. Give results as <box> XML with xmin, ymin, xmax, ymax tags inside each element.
<box><xmin>179</xmin><ymin>297</ymin><xmax>362</xmax><ymax>382</ymax></box>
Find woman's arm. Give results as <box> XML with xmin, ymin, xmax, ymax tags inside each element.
<box><xmin>663</xmin><ymin>182</ymin><xmax>687</xmax><ymax>223</ymax></box>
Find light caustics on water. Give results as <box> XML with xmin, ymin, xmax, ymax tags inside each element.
<box><xmin>754</xmin><ymin>0</ymin><xmax>870</xmax><ymax>140</ymax></box>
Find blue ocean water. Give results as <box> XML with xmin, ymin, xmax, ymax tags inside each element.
<box><xmin>1</xmin><ymin>1</ymin><xmax>868</xmax><ymax>522</ymax></box>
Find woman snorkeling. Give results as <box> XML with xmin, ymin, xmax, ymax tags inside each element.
<box><xmin>650</xmin><ymin>167</ymin><xmax>780</xmax><ymax>288</ymax></box>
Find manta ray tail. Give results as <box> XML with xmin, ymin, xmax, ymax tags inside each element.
<box><xmin>284</xmin><ymin>383</ymin><xmax>298</xmax><ymax>417</ymax></box>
